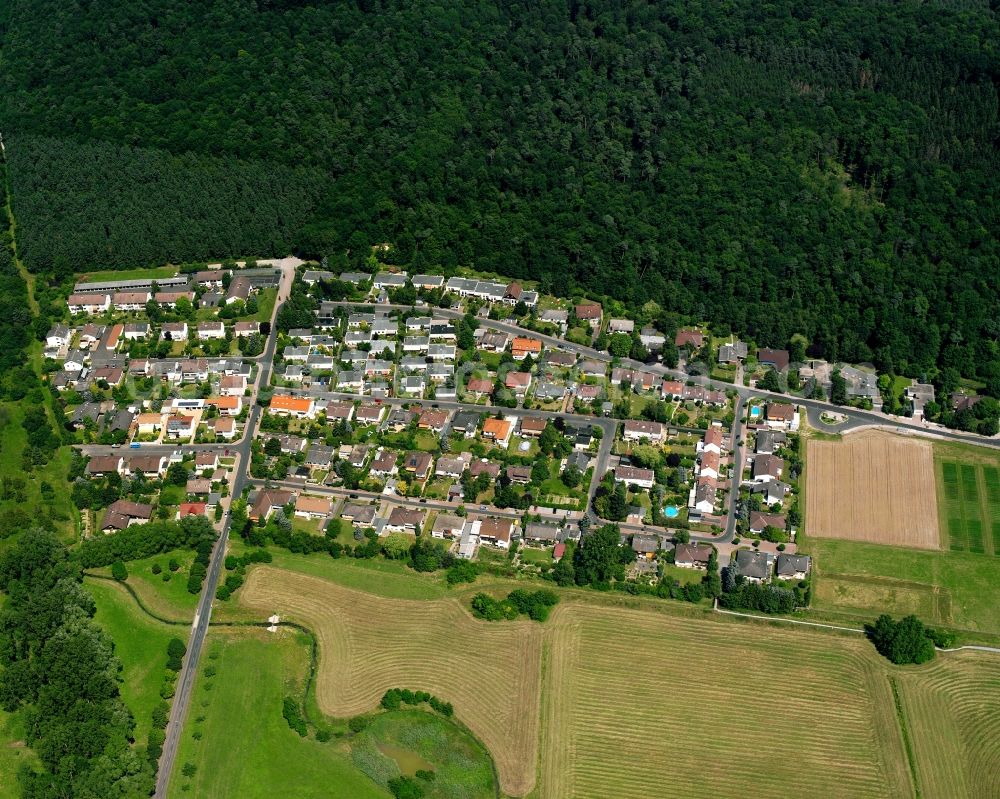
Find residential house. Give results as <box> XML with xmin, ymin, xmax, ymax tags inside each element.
<box><xmin>295</xmin><ymin>495</ymin><xmax>332</xmax><ymax>520</ymax></box>
<box><xmin>482</xmin><ymin>418</ymin><xmax>513</xmax><ymax>445</ymax></box>
<box><xmin>734</xmin><ymin>550</ymin><xmax>772</xmax><ymax>583</ymax></box>
<box><xmin>86</xmin><ymin>455</ymin><xmax>124</xmax><ymax>476</ymax></box>
<box><xmin>675</xmin><ymin>329</ymin><xmax>705</xmax><ymax>349</ymax></box>
<box><xmin>906</xmin><ymin>383</ymin><xmax>935</xmax><ymax>419</ymax></box>
<box><xmin>764</xmin><ymin>403</ymin><xmax>796</xmax><ymax>429</ymax></box>
<box><xmin>207</xmin><ymin>395</ymin><xmax>242</xmax><ymax>416</ymax></box>
<box><xmin>752</xmin><ymin>454</ymin><xmax>784</xmax><ymax>483</ymax></box>
<box><xmin>632</xmin><ymin>534</ymin><xmax>661</xmax><ymax>559</ymax></box>
<box><xmin>249</xmin><ymin>489</ymin><xmax>294</xmax><ymax>522</ymax></box>
<box><xmin>418</xmin><ymin>409</ymin><xmax>449</xmax><ymax>432</ymax></box>
<box><xmin>754</xmin><ymin>430</ymin><xmax>786</xmax><ymax>455</ymax></box>
<box><xmin>505</xmin><ymin>372</ymin><xmax>531</xmax><ymax>393</ymax></box>
<box><xmin>511</xmin><ymin>337</ymin><xmax>542</xmax><ymax>360</ymax></box>
<box><xmin>698</xmin><ymin>451</ymin><xmax>721</xmax><ymax>481</ymax></box>
<box><xmin>776</xmin><ymin>554</ymin><xmax>811</xmax><ymax>581</ymax></box>
<box><xmin>614</xmin><ymin>465</ymin><xmax>655</xmax><ymax>489</ymax></box>
<box><xmin>186</xmin><ymin>478</ymin><xmax>213</xmax><ymax>496</ymax></box>
<box><xmin>177</xmin><ymin>502</ymin><xmax>207</xmax><ymax>520</ymax></box>
<box><xmin>122</xmin><ymin>322</ymin><xmax>150</xmax><ymax>340</ymax></box>
<box><xmin>718</xmin><ymin>341</ymin><xmax>748</xmax><ymax>363</ymax></box>
<box><xmin>386</xmin><ymin>506</ymin><xmax>424</xmax><ymax>533</ymax></box>
<box><xmin>369</xmin><ymin>449</ymin><xmax>398</xmax><ymax>478</ymax></box>
<box><xmin>757</xmin><ymin>348</ymin><xmax>790</xmax><ymax>371</ymax></box>
<box><xmin>700</xmin><ymin>426</ymin><xmax>725</xmax><ymax>455</ymax></box>
<box><xmin>373</xmin><ymin>272</ymin><xmax>408</xmax><ymax>290</ymax></box>
<box><xmin>269</xmin><ymin>395</ymin><xmax>316</xmax><ymax>418</ymax></box>
<box><xmin>639</xmin><ymin>326</ymin><xmax>666</xmax><ymax>351</ymax></box>
<box><xmin>68</xmin><ymin>293</ymin><xmax>111</xmax><ymax>315</ymax></box>
<box><xmin>341</xmin><ymin>503</ymin><xmax>377</xmax><ymax>527</ymax></box>
<box><xmin>519</xmin><ymin>416</ymin><xmax>547</xmax><ymax>438</ymax></box>
<box><xmin>749</xmin><ymin>511</ymin><xmax>786</xmax><ymax>536</ymax></box>
<box><xmin>478</xmin><ymin>331</ymin><xmax>509</xmax><ymax>352</ymax></box>
<box><xmin>412</xmin><ymin>274</ymin><xmax>444</xmax><ymax>290</ymax></box>
<box><xmin>689</xmin><ymin>479</ymin><xmax>717</xmax><ymax>516</ymax></box>
<box><xmin>431</xmin><ymin>513</ymin><xmax>465</xmax><ymax>539</ymax></box>
<box><xmin>506</xmin><ymin>465</ymin><xmax>532</xmax><ymax>485</ymax></box>
<box><xmin>112</xmin><ymin>291</ymin><xmax>151</xmax><ymax>311</ymax></box>
<box><xmin>575</xmin><ymin>303</ymin><xmax>602</xmax><ymax>325</ymax></box>
<box><xmin>220</xmin><ymin>374</ymin><xmax>247</xmax><ymax>396</ymax></box>
<box><xmin>469</xmin><ymin>460</ymin><xmax>501</xmax><ymax>480</ymax></box>
<box><xmin>304</xmin><ymin>445</ymin><xmax>334</xmax><ymax>469</ymax></box>
<box><xmin>751</xmin><ymin>480</ymin><xmax>791</xmax><ymax>507</ymax></box>
<box><xmin>623</xmin><ymin>420</ymin><xmax>664</xmax><ymax>443</ymax></box>
<box><xmin>325</xmin><ymin>401</ymin><xmax>356</xmax><ymax>422</ymax></box>
<box><xmin>161</xmin><ymin>321</ymin><xmax>188</xmax><ymax>340</ymax></box>
<box><xmin>194</xmin><ymin>452</ymin><xmax>219</xmax><ymax>474</ymax></box>
<box><xmin>479</xmin><ymin>518</ymin><xmax>514</xmax><ymax>549</ymax></box>
<box><xmin>225</xmin><ymin>276</ymin><xmax>251</xmax><ymax>304</ymax></box>
<box><xmin>125</xmin><ymin>454</ymin><xmax>168</xmax><ymax>478</ymax></box>
<box><xmin>401</xmin><ymin>451</ymin><xmax>434</xmax><ymax>482</ymax></box>
<box><xmin>102</xmin><ymin>500</ymin><xmax>153</xmax><ymax>533</ymax></box>
<box><xmin>435</xmin><ymin>453</ymin><xmax>471</xmax><ymax>479</ymax></box>
<box><xmin>451</xmin><ymin>410</ymin><xmax>482</xmax><ymax>437</ymax></box>
<box><xmin>674</xmin><ymin>543</ymin><xmax>713</xmax><ymax>569</ymax></box>
<box><xmin>524</xmin><ymin>522</ymin><xmax>561</xmax><ymax>543</ymax></box>
<box><xmin>466</xmin><ymin>377</ymin><xmax>493</xmax><ymax>397</ymax></box>
<box><xmin>539</xmin><ymin>309</ymin><xmax>568</xmax><ymax>330</ymax></box>
<box><xmin>207</xmin><ymin>416</ymin><xmax>236</xmax><ymax>439</ymax></box>
<box><xmin>608</xmin><ymin>319</ymin><xmax>635</xmax><ymax>334</ymax></box>
<box><xmin>165</xmin><ymin>414</ymin><xmax>196</xmax><ymax>441</ymax></box>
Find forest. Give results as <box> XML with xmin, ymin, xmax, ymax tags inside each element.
<box><xmin>1</xmin><ymin>0</ymin><xmax>998</xmax><ymax>380</ymax></box>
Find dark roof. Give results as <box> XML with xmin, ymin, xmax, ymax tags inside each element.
<box><xmin>735</xmin><ymin>550</ymin><xmax>771</xmax><ymax>580</ymax></box>
<box><xmin>776</xmin><ymin>554</ymin><xmax>811</xmax><ymax>577</ymax></box>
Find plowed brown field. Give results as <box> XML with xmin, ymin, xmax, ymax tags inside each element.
<box><xmin>807</xmin><ymin>431</ymin><xmax>939</xmax><ymax>548</ymax></box>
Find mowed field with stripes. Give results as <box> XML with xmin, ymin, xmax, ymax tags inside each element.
<box><xmin>239</xmin><ymin>564</ymin><xmax>998</xmax><ymax>799</ymax></box>
<box><xmin>937</xmin><ymin>447</ymin><xmax>1000</xmax><ymax>556</ymax></box>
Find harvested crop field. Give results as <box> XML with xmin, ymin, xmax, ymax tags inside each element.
<box><xmin>807</xmin><ymin>431</ymin><xmax>939</xmax><ymax>548</ymax></box>
<box><xmin>538</xmin><ymin>604</ymin><xmax>911</xmax><ymax>799</ymax></box>
<box><xmin>239</xmin><ymin>567</ymin><xmax>543</xmax><ymax>797</ymax></box>
<box><xmin>240</xmin><ymin>566</ymin><xmax>932</xmax><ymax>799</ymax></box>
<box><xmin>896</xmin><ymin>651</ymin><xmax>1000</xmax><ymax>799</ymax></box>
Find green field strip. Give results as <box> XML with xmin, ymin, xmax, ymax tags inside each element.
<box><xmin>959</xmin><ymin>464</ymin><xmax>979</xmax><ymax>504</ymax></box>
<box><xmin>992</xmin><ymin>522</ymin><xmax>1000</xmax><ymax>558</ymax></box>
<box><xmin>983</xmin><ymin>467</ymin><xmax>1000</xmax><ymax>506</ymax></box>
<box><xmin>966</xmin><ymin>519</ymin><xmax>985</xmax><ymax>554</ymax></box>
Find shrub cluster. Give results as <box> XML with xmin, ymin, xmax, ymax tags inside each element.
<box><xmin>282</xmin><ymin>696</ymin><xmax>308</xmax><ymax>736</ymax></box>
<box><xmin>380</xmin><ymin>688</ymin><xmax>453</xmax><ymax>718</ymax></box>
<box><xmin>471</xmin><ymin>588</ymin><xmax>559</xmax><ymax>622</ymax></box>
<box><xmin>217</xmin><ymin>548</ymin><xmax>272</xmax><ymax>601</ymax></box>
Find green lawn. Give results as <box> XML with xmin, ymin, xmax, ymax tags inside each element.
<box><xmin>350</xmin><ymin>710</ymin><xmax>496</xmax><ymax>799</ymax></box>
<box><xmin>251</xmin><ymin>288</ymin><xmax>277</xmax><ymax>322</ymax></box>
<box><xmin>660</xmin><ymin>564</ymin><xmax>706</xmax><ymax>586</ymax></box>
<box><xmin>232</xmin><ymin>542</ymin><xmax>449</xmax><ymax>601</ymax></box>
<box><xmin>934</xmin><ymin>442</ymin><xmax>1000</xmax><ymax>557</ymax></box>
<box><xmin>0</xmin><ymin>709</ymin><xmax>39</xmax><ymax>799</ymax></box>
<box><xmin>79</xmin><ymin>265</ymin><xmax>181</xmax><ymax>283</ymax></box>
<box><xmin>92</xmin><ymin>550</ymin><xmax>202</xmax><ymax>620</ymax></box>
<box><xmin>413</xmin><ymin>430</ymin><xmax>441</xmax><ymax>452</ymax></box>
<box><xmin>86</xmin><ymin>578</ymin><xmax>178</xmax><ymax>748</ymax></box>
<box><xmin>805</xmin><ymin>537</ymin><xmax>1000</xmax><ymax>636</ymax></box>
<box><xmin>168</xmin><ymin>631</ymin><xmax>389</xmax><ymax>799</ymax></box>
<box><xmin>520</xmin><ymin>547</ymin><xmax>553</xmax><ymax>566</ymax></box>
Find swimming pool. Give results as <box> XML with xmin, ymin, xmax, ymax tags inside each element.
<box><xmin>664</xmin><ymin>506</ymin><xmax>680</xmax><ymax>519</ymax></box>
<box><xmin>749</xmin><ymin>406</ymin><xmax>761</xmax><ymax>419</ymax></box>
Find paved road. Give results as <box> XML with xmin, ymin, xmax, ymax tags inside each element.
<box><xmin>154</xmin><ymin>263</ymin><xmax>294</xmax><ymax>798</ymax></box>
<box><xmin>324</xmin><ymin>300</ymin><xmax>1000</xmax><ymax>449</ymax></box>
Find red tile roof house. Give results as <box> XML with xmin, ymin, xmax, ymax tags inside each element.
<box><xmin>505</xmin><ymin>372</ymin><xmax>532</xmax><ymax>393</ymax></box>
<box><xmin>675</xmin><ymin>329</ymin><xmax>705</xmax><ymax>349</ymax></box>
<box><xmin>575</xmin><ymin>303</ymin><xmax>602</xmax><ymax>323</ymax></box>
<box><xmin>466</xmin><ymin>377</ymin><xmax>494</xmax><ymax>396</ymax></box>
<box><xmin>401</xmin><ymin>450</ymin><xmax>434</xmax><ymax>481</ymax></box>
<box><xmin>177</xmin><ymin>502</ymin><xmax>207</xmax><ymax>520</ymax></box>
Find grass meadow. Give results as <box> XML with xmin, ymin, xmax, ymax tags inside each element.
<box><xmin>935</xmin><ymin>442</ymin><xmax>1000</xmax><ymax>556</ymax></box>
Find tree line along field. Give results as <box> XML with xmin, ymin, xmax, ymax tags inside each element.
<box><xmin>231</xmin><ymin>564</ymin><xmax>1000</xmax><ymax>799</ymax></box>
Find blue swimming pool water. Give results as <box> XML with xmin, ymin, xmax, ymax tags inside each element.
<box><xmin>749</xmin><ymin>406</ymin><xmax>761</xmax><ymax>418</ymax></box>
<box><xmin>664</xmin><ymin>506</ymin><xmax>680</xmax><ymax>518</ymax></box>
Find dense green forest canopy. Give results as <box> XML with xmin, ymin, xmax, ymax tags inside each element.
<box><xmin>1</xmin><ymin>0</ymin><xmax>998</xmax><ymax>380</ymax></box>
